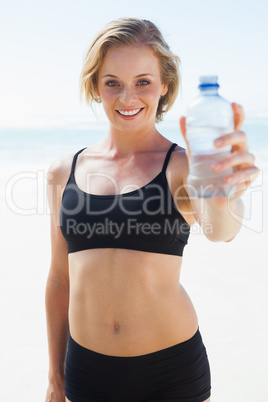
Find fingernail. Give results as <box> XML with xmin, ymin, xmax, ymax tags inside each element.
<box><xmin>214</xmin><ymin>138</ymin><xmax>223</xmax><ymax>146</ymax></box>
<box><xmin>226</xmin><ymin>176</ymin><xmax>234</xmax><ymax>183</ymax></box>
<box><xmin>212</xmin><ymin>162</ymin><xmax>222</xmax><ymax>171</ymax></box>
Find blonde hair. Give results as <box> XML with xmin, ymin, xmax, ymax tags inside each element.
<box><xmin>79</xmin><ymin>17</ymin><xmax>180</xmax><ymax>123</ymax></box>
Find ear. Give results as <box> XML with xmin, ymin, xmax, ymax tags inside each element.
<box><xmin>160</xmin><ymin>83</ymin><xmax>168</xmax><ymax>97</ymax></box>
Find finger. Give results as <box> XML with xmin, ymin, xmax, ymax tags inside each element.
<box><xmin>228</xmin><ymin>167</ymin><xmax>260</xmax><ymax>199</ymax></box>
<box><xmin>224</xmin><ymin>165</ymin><xmax>260</xmax><ymax>185</ymax></box>
<box><xmin>179</xmin><ymin>116</ymin><xmax>190</xmax><ymax>155</ymax></box>
<box><xmin>179</xmin><ymin>116</ymin><xmax>186</xmax><ymax>137</ymax></box>
<box><xmin>214</xmin><ymin>130</ymin><xmax>248</xmax><ymax>152</ymax></box>
<box><xmin>231</xmin><ymin>103</ymin><xmax>245</xmax><ymax>130</ymax></box>
<box><xmin>212</xmin><ymin>151</ymin><xmax>255</xmax><ymax>172</ymax></box>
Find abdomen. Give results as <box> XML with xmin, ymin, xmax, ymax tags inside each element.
<box><xmin>68</xmin><ymin>248</ymin><xmax>198</xmax><ymax>356</ymax></box>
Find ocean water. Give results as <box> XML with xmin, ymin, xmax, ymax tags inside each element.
<box><xmin>1</xmin><ymin>117</ymin><xmax>267</xmax><ymax>164</ymax></box>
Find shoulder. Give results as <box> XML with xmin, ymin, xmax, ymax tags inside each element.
<box><xmin>166</xmin><ymin>144</ymin><xmax>196</xmax><ymax>226</ymax></box>
<box><xmin>46</xmin><ymin>151</ymin><xmax>79</xmax><ymax>224</ymax></box>
<box><xmin>169</xmin><ymin>144</ymin><xmax>189</xmax><ymax>180</ymax></box>
<box><xmin>47</xmin><ymin>151</ymin><xmax>77</xmax><ymax>186</ymax></box>
<box><xmin>166</xmin><ymin>144</ymin><xmax>189</xmax><ymax>193</ymax></box>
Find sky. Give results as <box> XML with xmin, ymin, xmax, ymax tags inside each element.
<box><xmin>0</xmin><ymin>0</ymin><xmax>267</xmax><ymax>129</ymax></box>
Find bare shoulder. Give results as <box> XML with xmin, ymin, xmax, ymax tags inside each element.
<box><xmin>166</xmin><ymin>144</ymin><xmax>196</xmax><ymax>226</ymax></box>
<box><xmin>47</xmin><ymin>152</ymin><xmax>75</xmax><ymax>187</ymax></box>
<box><xmin>46</xmin><ymin>151</ymin><xmax>77</xmax><ymax>226</ymax></box>
<box><xmin>169</xmin><ymin>144</ymin><xmax>189</xmax><ymax>181</ymax></box>
<box><xmin>46</xmin><ymin>152</ymin><xmax>75</xmax><ymax>279</ymax></box>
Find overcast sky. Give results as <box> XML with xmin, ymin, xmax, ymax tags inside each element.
<box><xmin>0</xmin><ymin>0</ymin><xmax>267</xmax><ymax>129</ymax></box>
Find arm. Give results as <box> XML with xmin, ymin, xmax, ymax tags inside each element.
<box><xmin>187</xmin><ymin>193</ymin><xmax>244</xmax><ymax>242</ymax></box>
<box><xmin>45</xmin><ymin>158</ymin><xmax>71</xmax><ymax>401</ymax></box>
<box><xmin>178</xmin><ymin>103</ymin><xmax>259</xmax><ymax>242</ymax></box>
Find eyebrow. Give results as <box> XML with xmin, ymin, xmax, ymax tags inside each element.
<box><xmin>101</xmin><ymin>73</ymin><xmax>153</xmax><ymax>79</ymax></box>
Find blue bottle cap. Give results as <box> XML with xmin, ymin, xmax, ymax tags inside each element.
<box><xmin>198</xmin><ymin>75</ymin><xmax>219</xmax><ymax>88</ymax></box>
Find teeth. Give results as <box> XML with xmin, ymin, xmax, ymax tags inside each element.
<box><xmin>118</xmin><ymin>108</ymin><xmax>141</xmax><ymax>116</ymax></box>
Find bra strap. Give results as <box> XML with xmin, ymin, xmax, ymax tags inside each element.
<box><xmin>70</xmin><ymin>148</ymin><xmax>87</xmax><ymax>175</ymax></box>
<box><xmin>161</xmin><ymin>143</ymin><xmax>177</xmax><ymax>173</ymax></box>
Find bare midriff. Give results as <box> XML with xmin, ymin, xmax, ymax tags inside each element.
<box><xmin>68</xmin><ymin>247</ymin><xmax>198</xmax><ymax>357</ymax></box>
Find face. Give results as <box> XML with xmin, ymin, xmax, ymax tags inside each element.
<box><xmin>96</xmin><ymin>44</ymin><xmax>168</xmax><ymax>134</ymax></box>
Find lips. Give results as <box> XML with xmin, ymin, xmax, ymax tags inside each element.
<box><xmin>116</xmin><ymin>108</ymin><xmax>144</xmax><ymax>117</ymax></box>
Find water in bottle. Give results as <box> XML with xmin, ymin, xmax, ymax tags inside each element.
<box><xmin>186</xmin><ymin>75</ymin><xmax>235</xmax><ymax>198</ymax></box>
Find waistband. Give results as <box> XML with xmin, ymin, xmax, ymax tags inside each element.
<box><xmin>68</xmin><ymin>328</ymin><xmax>203</xmax><ymax>366</ymax></box>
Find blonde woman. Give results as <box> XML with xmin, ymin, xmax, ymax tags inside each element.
<box><xmin>45</xmin><ymin>18</ymin><xmax>258</xmax><ymax>402</ymax></box>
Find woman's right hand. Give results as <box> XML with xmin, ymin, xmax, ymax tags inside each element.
<box><xmin>45</xmin><ymin>378</ymin><xmax>65</xmax><ymax>402</ymax></box>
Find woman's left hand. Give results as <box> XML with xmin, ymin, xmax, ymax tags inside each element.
<box><xmin>180</xmin><ymin>103</ymin><xmax>260</xmax><ymax>201</ymax></box>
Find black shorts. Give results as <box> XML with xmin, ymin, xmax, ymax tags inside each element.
<box><xmin>65</xmin><ymin>329</ymin><xmax>211</xmax><ymax>402</ymax></box>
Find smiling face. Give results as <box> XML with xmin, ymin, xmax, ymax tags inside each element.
<box><xmin>97</xmin><ymin>45</ymin><xmax>168</xmax><ymax>134</ymax></box>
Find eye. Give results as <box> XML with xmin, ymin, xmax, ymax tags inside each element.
<box><xmin>105</xmin><ymin>81</ymin><xmax>119</xmax><ymax>87</ymax></box>
<box><xmin>137</xmin><ymin>79</ymin><xmax>150</xmax><ymax>86</ymax></box>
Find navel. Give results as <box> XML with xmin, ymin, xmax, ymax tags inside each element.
<box><xmin>113</xmin><ymin>321</ymin><xmax>120</xmax><ymax>333</ymax></box>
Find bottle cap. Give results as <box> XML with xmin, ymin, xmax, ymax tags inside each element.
<box><xmin>198</xmin><ymin>75</ymin><xmax>219</xmax><ymax>88</ymax></box>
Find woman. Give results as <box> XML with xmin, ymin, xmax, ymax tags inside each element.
<box><xmin>45</xmin><ymin>18</ymin><xmax>259</xmax><ymax>402</ymax></box>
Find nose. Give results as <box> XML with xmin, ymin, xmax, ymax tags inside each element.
<box><xmin>119</xmin><ymin>85</ymin><xmax>137</xmax><ymax>107</ymax></box>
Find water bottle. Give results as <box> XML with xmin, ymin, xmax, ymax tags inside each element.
<box><xmin>186</xmin><ymin>75</ymin><xmax>234</xmax><ymax>198</ymax></box>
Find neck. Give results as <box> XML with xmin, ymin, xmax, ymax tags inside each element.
<box><xmin>101</xmin><ymin>123</ymin><xmax>164</xmax><ymax>156</ymax></box>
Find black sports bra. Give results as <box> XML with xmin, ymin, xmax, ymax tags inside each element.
<box><xmin>60</xmin><ymin>143</ymin><xmax>190</xmax><ymax>256</ymax></box>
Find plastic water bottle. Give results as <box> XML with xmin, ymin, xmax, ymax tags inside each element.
<box><xmin>186</xmin><ymin>75</ymin><xmax>234</xmax><ymax>198</ymax></box>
